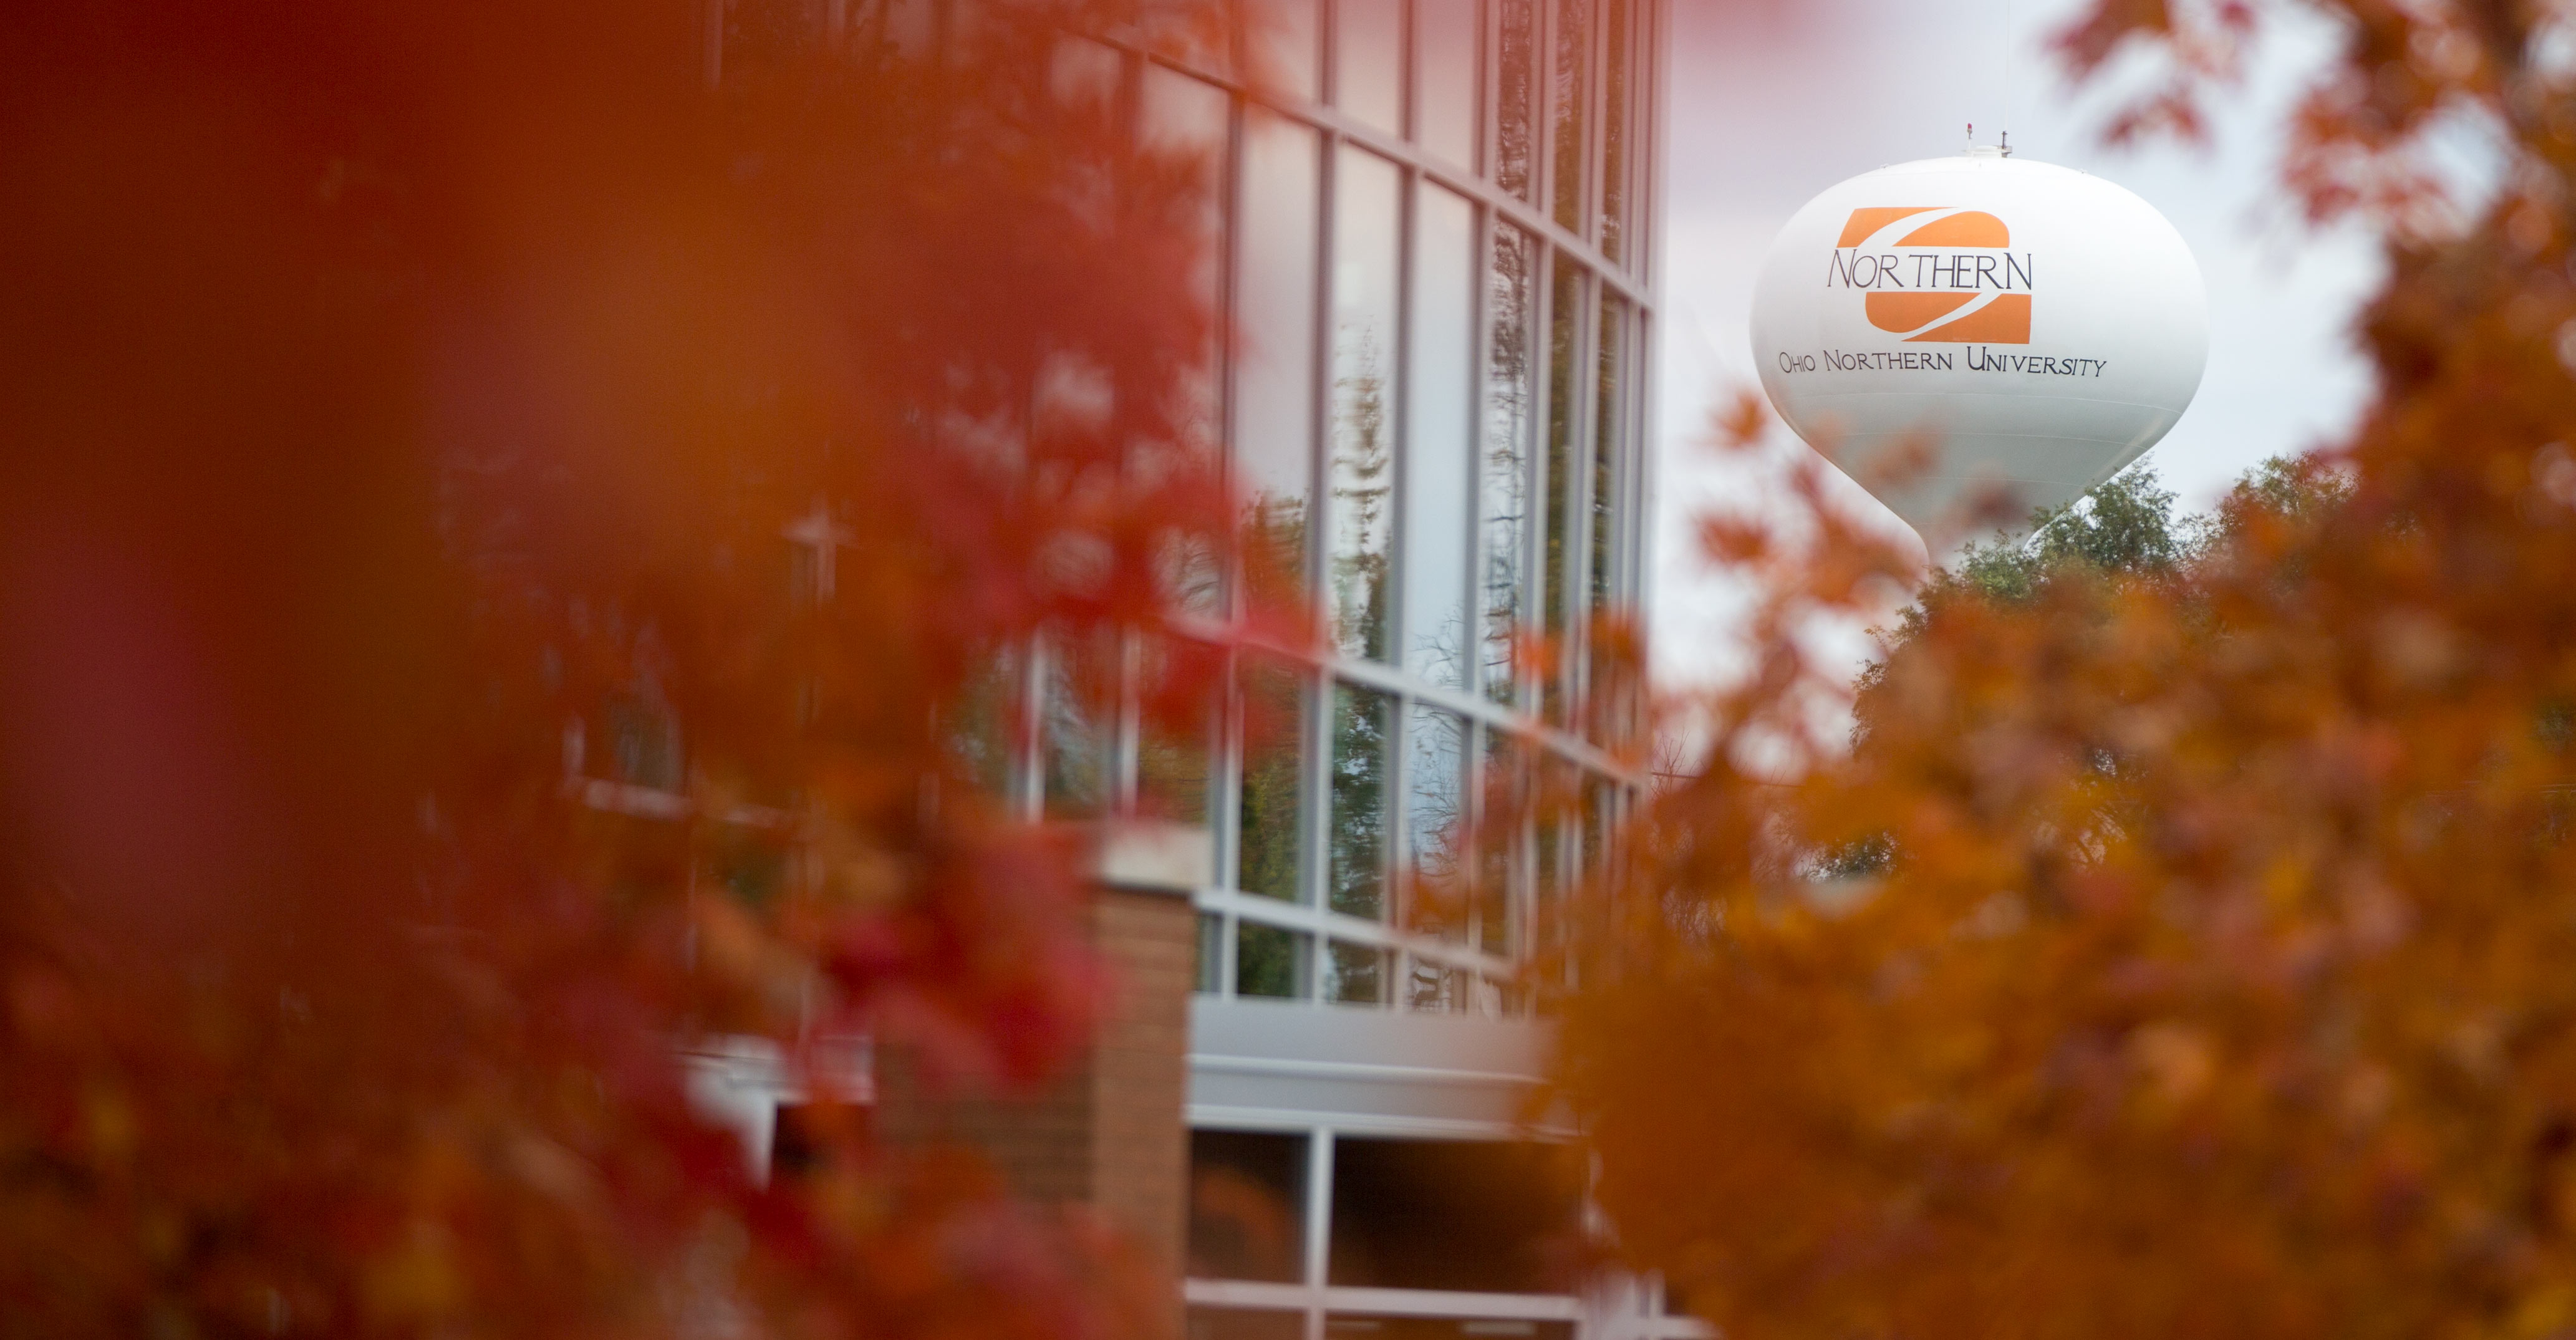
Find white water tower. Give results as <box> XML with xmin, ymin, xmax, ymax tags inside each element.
<box><xmin>1750</xmin><ymin>148</ymin><xmax>2208</xmax><ymax>534</ymax></box>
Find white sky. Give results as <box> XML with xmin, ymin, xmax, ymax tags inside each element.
<box><xmin>1647</xmin><ymin>0</ymin><xmax>2385</xmax><ymax>688</ymax></box>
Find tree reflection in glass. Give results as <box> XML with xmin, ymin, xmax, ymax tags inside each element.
<box><xmin>1598</xmin><ymin>0</ymin><xmax>1633</xmax><ymax>264</ymax></box>
<box><xmin>1475</xmin><ymin>724</ymin><xmax>1523</xmax><ymax>958</ymax></box>
<box><xmin>1406</xmin><ymin>183</ymin><xmax>1476</xmax><ymax>691</ymax></box>
<box><xmin>1330</xmin><ymin>147</ymin><xmax>1399</xmax><ymax>663</ymax></box>
<box><xmin>1236</xmin><ymin>657</ymin><xmax>1306</xmax><ymax>902</ymax></box>
<box><xmin>1542</xmin><ymin>255</ymin><xmax>1584</xmax><ymax>723</ymax></box>
<box><xmin>1406</xmin><ymin>704</ymin><xmax>1469</xmax><ymax>940</ymax></box>
<box><xmin>1041</xmin><ymin>632</ymin><xmax>1107</xmax><ymax>819</ymax></box>
<box><xmin>1482</xmin><ymin>224</ymin><xmax>1536</xmax><ymax>705</ymax></box>
<box><xmin>1237</xmin><ymin>111</ymin><xmax>1318</xmax><ymax>613</ymax></box>
<box><xmin>1548</xmin><ymin>0</ymin><xmax>1589</xmax><ymax>234</ymax></box>
<box><xmin>1493</xmin><ymin>0</ymin><xmax>1536</xmax><ymax>201</ymax></box>
<box><xmin>1237</xmin><ymin>920</ymin><xmax>1310</xmax><ymax>998</ymax></box>
<box><xmin>1325</xmin><ymin>940</ymin><xmax>1389</xmax><ymax>1005</ymax></box>
<box><xmin>1329</xmin><ymin>680</ymin><xmax>1392</xmax><ymax>920</ymax></box>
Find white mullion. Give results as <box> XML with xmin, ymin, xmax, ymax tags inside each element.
<box><xmin>1214</xmin><ymin>888</ymin><xmax>1512</xmax><ymax>984</ymax></box>
<box><xmin>1304</xmin><ymin>1127</ymin><xmax>1336</xmax><ymax>1340</ymax></box>
<box><xmin>1315</xmin><ymin>1285</ymin><xmax>1585</xmax><ymax>1320</ymax></box>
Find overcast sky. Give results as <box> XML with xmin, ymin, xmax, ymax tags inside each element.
<box><xmin>1647</xmin><ymin>0</ymin><xmax>2385</xmax><ymax>688</ymax></box>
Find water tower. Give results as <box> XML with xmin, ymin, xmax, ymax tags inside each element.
<box><xmin>1751</xmin><ymin>147</ymin><xmax>2208</xmax><ymax>535</ymax></box>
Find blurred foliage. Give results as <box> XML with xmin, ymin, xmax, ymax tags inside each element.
<box><xmin>0</xmin><ymin>1</ymin><xmax>1263</xmax><ymax>1336</ymax></box>
<box><xmin>1563</xmin><ymin>4</ymin><xmax>2576</xmax><ymax>1340</ymax></box>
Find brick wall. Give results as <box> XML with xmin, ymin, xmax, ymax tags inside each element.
<box><xmin>872</xmin><ymin>881</ymin><xmax>1195</xmax><ymax>1278</ymax></box>
<box><xmin>1086</xmin><ymin>884</ymin><xmax>1195</xmax><ymax>1269</ymax></box>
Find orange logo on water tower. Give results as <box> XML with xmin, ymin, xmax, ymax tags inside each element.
<box><xmin>1825</xmin><ymin>206</ymin><xmax>2032</xmax><ymax>344</ymax></box>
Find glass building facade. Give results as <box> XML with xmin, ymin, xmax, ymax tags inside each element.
<box><xmin>1047</xmin><ymin>0</ymin><xmax>1664</xmax><ymax>1021</ymax></box>
<box><xmin>1071</xmin><ymin>4</ymin><xmax>1679</xmax><ymax>1338</ymax></box>
<box><xmin>685</xmin><ymin>2</ymin><xmax>1682</xmax><ymax>1336</ymax></box>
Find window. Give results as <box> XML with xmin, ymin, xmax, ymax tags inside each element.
<box><xmin>1482</xmin><ymin>223</ymin><xmax>1537</xmax><ymax>705</ymax></box>
<box><xmin>1182</xmin><ymin>0</ymin><xmax>1647</xmax><ymax>1022</ymax></box>
<box><xmin>1138</xmin><ymin>640</ymin><xmax>1218</xmax><ymax>824</ymax></box>
<box><xmin>1540</xmin><ymin>254</ymin><xmax>1584</xmax><ymax>723</ymax></box>
<box><xmin>1406</xmin><ymin>182</ymin><xmax>1477</xmax><ymax>691</ymax></box>
<box><xmin>1327</xmin><ymin>1137</ymin><xmax>1581</xmax><ymax>1293</ymax></box>
<box><xmin>1405</xmin><ymin>705</ymin><xmax>1470</xmax><ymax>915</ymax></box>
<box><xmin>1492</xmin><ymin>0</ymin><xmax>1537</xmax><ymax>200</ymax></box>
<box><xmin>1597</xmin><ymin>0</ymin><xmax>1634</xmax><ymax>264</ymax></box>
<box><xmin>1329</xmin><ymin>681</ymin><xmax>1394</xmax><ymax>919</ymax></box>
<box><xmin>1238</xmin><ymin>920</ymin><xmax>1312</xmax><ymax>998</ymax></box>
<box><xmin>1237</xmin><ymin>111</ymin><xmax>1320</xmax><ymax>612</ymax></box>
<box><xmin>1326</xmin><ymin>938</ymin><xmax>1391</xmax><ymax>1004</ymax></box>
<box><xmin>1142</xmin><ymin>65</ymin><xmax>1235</xmax><ymax>451</ymax></box>
<box><xmin>1237</xmin><ymin>657</ymin><xmax>1307</xmax><ymax>900</ymax></box>
<box><xmin>1334</xmin><ymin>0</ymin><xmax>1402</xmax><ymax>134</ymax></box>
<box><xmin>1252</xmin><ymin>0</ymin><xmax>1321</xmax><ymax>102</ymax></box>
<box><xmin>1189</xmin><ymin>1129</ymin><xmax>1310</xmax><ymax>1281</ymax></box>
<box><xmin>1041</xmin><ymin>632</ymin><xmax>1109</xmax><ymax>818</ymax></box>
<box><xmin>1329</xmin><ymin>147</ymin><xmax>1401</xmax><ymax>664</ymax></box>
<box><xmin>1546</xmin><ymin>0</ymin><xmax>1588</xmax><ymax>233</ymax></box>
<box><xmin>1415</xmin><ymin>0</ymin><xmax>1479</xmax><ymax>166</ymax></box>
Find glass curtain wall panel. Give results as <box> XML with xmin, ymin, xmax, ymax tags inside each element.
<box><xmin>1405</xmin><ymin>704</ymin><xmax>1469</xmax><ymax>930</ymax></box>
<box><xmin>1236</xmin><ymin>657</ymin><xmax>1308</xmax><ymax>900</ymax></box>
<box><xmin>1531</xmin><ymin>751</ymin><xmax>1573</xmax><ymax>960</ymax></box>
<box><xmin>1328</xmin><ymin>680</ymin><xmax>1394</xmax><ymax>919</ymax></box>
<box><xmin>1237</xmin><ymin>112</ymin><xmax>1319</xmax><ymax>611</ymax></box>
<box><xmin>1325</xmin><ymin>1137</ymin><xmax>1583</xmax><ymax>1292</ymax></box>
<box><xmin>1136</xmin><ymin>639</ymin><xmax>1217</xmax><ymax>824</ymax></box>
<box><xmin>1546</xmin><ymin>0</ymin><xmax>1588</xmax><ymax>233</ymax></box>
<box><xmin>1328</xmin><ymin>147</ymin><xmax>1401</xmax><ymax>664</ymax></box>
<box><xmin>1541</xmin><ymin>255</ymin><xmax>1583</xmax><ymax>721</ymax></box>
<box><xmin>1326</xmin><ymin>938</ymin><xmax>1391</xmax><ymax>1003</ymax></box>
<box><xmin>1405</xmin><ymin>955</ymin><xmax>1469</xmax><ymax>1012</ymax></box>
<box><xmin>1141</xmin><ymin>65</ymin><xmax>1233</xmax><ymax>459</ymax></box>
<box><xmin>1134</xmin><ymin>0</ymin><xmax>1235</xmax><ymax>76</ymax></box>
<box><xmin>1237</xmin><ymin>919</ymin><xmax>1311</xmax><ymax>997</ymax></box>
<box><xmin>1586</xmin><ymin>296</ymin><xmax>1626</xmax><ymax>740</ymax></box>
<box><xmin>1416</xmin><ymin>0</ymin><xmax>1479</xmax><ymax>168</ymax></box>
<box><xmin>1474</xmin><ymin>724</ymin><xmax>1519</xmax><ymax>957</ymax></box>
<box><xmin>1597</xmin><ymin>0</ymin><xmax>1632</xmax><ymax>264</ymax></box>
<box><xmin>1583</xmin><ymin>775</ymin><xmax>1616</xmax><ymax>874</ymax></box>
<box><xmin>1252</xmin><ymin>0</ymin><xmax>1321</xmax><ymax>101</ymax></box>
<box><xmin>1188</xmin><ymin>1129</ymin><xmax>1310</xmax><ymax>1281</ymax></box>
<box><xmin>1492</xmin><ymin>0</ymin><xmax>1537</xmax><ymax>201</ymax></box>
<box><xmin>1051</xmin><ymin>35</ymin><xmax>1124</xmax><ymax>108</ymax></box>
<box><xmin>1334</xmin><ymin>0</ymin><xmax>1402</xmax><ymax>135</ymax></box>
<box><xmin>1404</xmin><ymin>183</ymin><xmax>1476</xmax><ymax>690</ymax></box>
<box><xmin>1590</xmin><ymin>296</ymin><xmax>1623</xmax><ymax>610</ymax></box>
<box><xmin>947</xmin><ymin>646</ymin><xmax>1018</xmax><ymax>800</ymax></box>
<box><xmin>1480</xmin><ymin>223</ymin><xmax>1536</xmax><ymax>705</ymax></box>
<box><xmin>1041</xmin><ymin>633</ymin><xmax>1110</xmax><ymax>818</ymax></box>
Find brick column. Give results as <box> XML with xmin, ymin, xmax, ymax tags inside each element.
<box><xmin>1084</xmin><ymin>883</ymin><xmax>1195</xmax><ymax>1270</ymax></box>
<box><xmin>872</xmin><ymin>824</ymin><xmax>1202</xmax><ymax>1303</ymax></box>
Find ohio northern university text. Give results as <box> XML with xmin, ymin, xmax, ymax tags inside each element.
<box><xmin>1778</xmin><ymin>348</ymin><xmax>2111</xmax><ymax>377</ymax></box>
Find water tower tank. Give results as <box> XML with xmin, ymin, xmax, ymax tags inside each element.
<box><xmin>1750</xmin><ymin>149</ymin><xmax>2208</xmax><ymax>534</ymax></box>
